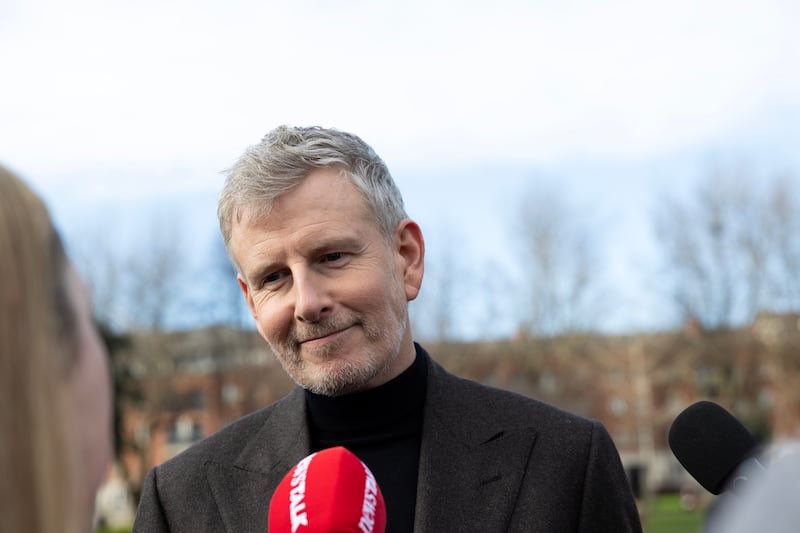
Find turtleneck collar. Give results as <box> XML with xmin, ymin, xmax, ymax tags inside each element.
<box><xmin>304</xmin><ymin>344</ymin><xmax>428</xmax><ymax>435</ymax></box>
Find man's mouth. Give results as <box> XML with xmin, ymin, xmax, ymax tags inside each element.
<box><xmin>298</xmin><ymin>325</ymin><xmax>353</xmax><ymax>347</ymax></box>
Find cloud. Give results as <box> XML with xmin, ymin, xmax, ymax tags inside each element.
<box><xmin>2</xmin><ymin>0</ymin><xmax>797</xmax><ymax>182</ymax></box>
<box><xmin>3</xmin><ymin>0</ymin><xmax>797</xmax><ymax>335</ymax></box>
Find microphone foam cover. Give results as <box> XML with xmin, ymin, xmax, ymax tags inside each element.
<box><xmin>668</xmin><ymin>400</ymin><xmax>757</xmax><ymax>495</ymax></box>
<box><xmin>268</xmin><ymin>446</ymin><xmax>386</xmax><ymax>533</ymax></box>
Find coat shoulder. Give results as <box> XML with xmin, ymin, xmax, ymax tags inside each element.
<box><xmin>154</xmin><ymin>387</ymin><xmax>303</xmax><ymax>478</ymax></box>
<box><xmin>428</xmin><ymin>356</ymin><xmax>596</xmax><ymax>433</ymax></box>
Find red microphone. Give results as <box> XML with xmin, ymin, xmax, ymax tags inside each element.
<box><xmin>268</xmin><ymin>447</ymin><xmax>387</xmax><ymax>533</ymax></box>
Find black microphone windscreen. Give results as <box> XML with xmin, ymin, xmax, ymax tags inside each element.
<box><xmin>668</xmin><ymin>400</ymin><xmax>758</xmax><ymax>495</ymax></box>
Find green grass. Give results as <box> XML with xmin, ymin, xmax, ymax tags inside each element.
<box><xmin>96</xmin><ymin>527</ymin><xmax>132</xmax><ymax>533</ymax></box>
<box><xmin>646</xmin><ymin>493</ymin><xmax>705</xmax><ymax>533</ymax></box>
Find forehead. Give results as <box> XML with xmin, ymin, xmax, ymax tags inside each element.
<box><xmin>253</xmin><ymin>168</ymin><xmax>370</xmax><ymax>218</ymax></box>
<box><xmin>229</xmin><ymin>169</ymin><xmax>381</xmax><ymax>258</ymax></box>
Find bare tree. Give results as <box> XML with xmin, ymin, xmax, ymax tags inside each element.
<box><xmin>515</xmin><ymin>184</ymin><xmax>605</xmax><ymax>337</ymax></box>
<box><xmin>411</xmin><ymin>227</ymin><xmax>461</xmax><ymax>342</ymax></box>
<box><xmin>653</xmin><ymin>166</ymin><xmax>800</xmax><ymax>330</ymax></box>
<box><xmin>71</xmin><ymin>226</ymin><xmax>129</xmax><ymax>332</ymax></box>
<box><xmin>762</xmin><ymin>173</ymin><xmax>800</xmax><ymax>310</ymax></box>
<box><xmin>75</xmin><ymin>210</ymin><xmax>189</xmax><ymax>331</ymax></box>
<box><xmin>202</xmin><ymin>232</ymin><xmax>249</xmax><ymax>328</ymax></box>
<box><xmin>410</xmin><ymin>222</ymin><xmax>518</xmax><ymax>342</ymax></box>
<box><xmin>122</xmin><ymin>212</ymin><xmax>186</xmax><ymax>331</ymax></box>
<box><xmin>472</xmin><ymin>257</ymin><xmax>517</xmax><ymax>340</ymax></box>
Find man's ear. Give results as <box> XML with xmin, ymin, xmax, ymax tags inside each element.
<box><xmin>238</xmin><ymin>275</ymin><xmax>269</xmax><ymax>339</ymax></box>
<box><xmin>395</xmin><ymin>219</ymin><xmax>425</xmax><ymax>301</ymax></box>
<box><xmin>238</xmin><ymin>274</ymin><xmax>258</xmax><ymax>319</ymax></box>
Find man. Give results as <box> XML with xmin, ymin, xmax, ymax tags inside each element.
<box><xmin>133</xmin><ymin>126</ymin><xmax>642</xmax><ymax>532</ymax></box>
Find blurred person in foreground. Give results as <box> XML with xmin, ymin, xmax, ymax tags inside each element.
<box><xmin>0</xmin><ymin>166</ymin><xmax>114</xmax><ymax>533</ymax></box>
<box><xmin>133</xmin><ymin>126</ymin><xmax>641</xmax><ymax>532</ymax></box>
<box><xmin>706</xmin><ymin>442</ymin><xmax>800</xmax><ymax>533</ymax></box>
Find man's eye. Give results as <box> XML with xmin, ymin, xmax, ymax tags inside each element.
<box><xmin>261</xmin><ymin>271</ymin><xmax>283</xmax><ymax>286</ymax></box>
<box><xmin>320</xmin><ymin>252</ymin><xmax>344</xmax><ymax>263</ymax></box>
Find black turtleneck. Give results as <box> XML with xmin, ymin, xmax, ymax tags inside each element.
<box><xmin>304</xmin><ymin>346</ymin><xmax>428</xmax><ymax>533</ymax></box>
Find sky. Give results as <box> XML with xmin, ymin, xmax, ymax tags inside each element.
<box><xmin>2</xmin><ymin>0</ymin><xmax>799</xmax><ymax>338</ymax></box>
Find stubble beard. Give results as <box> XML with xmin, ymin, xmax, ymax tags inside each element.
<box><xmin>268</xmin><ymin>310</ymin><xmax>407</xmax><ymax>396</ymax></box>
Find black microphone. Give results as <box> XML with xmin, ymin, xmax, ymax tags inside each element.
<box><xmin>668</xmin><ymin>400</ymin><xmax>763</xmax><ymax>495</ymax></box>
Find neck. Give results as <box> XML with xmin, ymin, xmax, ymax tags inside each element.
<box><xmin>304</xmin><ymin>344</ymin><xmax>427</xmax><ymax>434</ymax></box>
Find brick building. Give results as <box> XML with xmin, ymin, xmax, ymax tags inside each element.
<box><xmin>102</xmin><ymin>319</ymin><xmax>800</xmax><ymax>521</ymax></box>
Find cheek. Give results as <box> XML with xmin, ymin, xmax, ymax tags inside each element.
<box><xmin>253</xmin><ymin>298</ymin><xmax>292</xmax><ymax>343</ymax></box>
<box><xmin>67</xmin><ymin>322</ymin><xmax>114</xmax><ymax>495</ymax></box>
<box><xmin>350</xmin><ymin>270</ymin><xmax>406</xmax><ymax>315</ymax></box>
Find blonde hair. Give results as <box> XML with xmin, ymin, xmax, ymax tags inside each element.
<box><xmin>0</xmin><ymin>166</ymin><xmax>85</xmax><ymax>533</ymax></box>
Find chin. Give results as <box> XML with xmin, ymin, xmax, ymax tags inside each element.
<box><xmin>297</xmin><ymin>358</ymin><xmax>387</xmax><ymax>396</ymax></box>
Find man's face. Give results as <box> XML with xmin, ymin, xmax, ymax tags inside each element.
<box><xmin>230</xmin><ymin>168</ymin><xmax>423</xmax><ymax>396</ymax></box>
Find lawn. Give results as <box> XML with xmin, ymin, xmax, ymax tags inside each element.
<box><xmin>645</xmin><ymin>493</ymin><xmax>705</xmax><ymax>533</ymax></box>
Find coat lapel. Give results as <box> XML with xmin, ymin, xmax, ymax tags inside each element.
<box><xmin>199</xmin><ymin>356</ymin><xmax>539</xmax><ymax>532</ymax></box>
<box><xmin>204</xmin><ymin>387</ymin><xmax>312</xmax><ymax>532</ymax></box>
<box><xmin>414</xmin><ymin>360</ymin><xmax>539</xmax><ymax>533</ymax></box>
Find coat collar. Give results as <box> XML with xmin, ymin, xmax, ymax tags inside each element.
<box><xmin>414</xmin><ymin>356</ymin><xmax>539</xmax><ymax>532</ymax></box>
<box><xmin>203</xmin><ymin>351</ymin><xmax>538</xmax><ymax>532</ymax></box>
<box><xmin>204</xmin><ymin>388</ymin><xmax>311</xmax><ymax>532</ymax></box>
<box><xmin>233</xmin><ymin>387</ymin><xmax>311</xmax><ymax>476</ymax></box>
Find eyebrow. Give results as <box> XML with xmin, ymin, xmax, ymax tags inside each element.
<box><xmin>243</xmin><ymin>234</ymin><xmax>365</xmax><ymax>285</ymax></box>
<box><xmin>243</xmin><ymin>261</ymin><xmax>280</xmax><ymax>286</ymax></box>
<box><xmin>303</xmin><ymin>235</ymin><xmax>363</xmax><ymax>257</ymax></box>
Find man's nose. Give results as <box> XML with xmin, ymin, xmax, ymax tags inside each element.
<box><xmin>292</xmin><ymin>271</ymin><xmax>333</xmax><ymax>323</ymax></box>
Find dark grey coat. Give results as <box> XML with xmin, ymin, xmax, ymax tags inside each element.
<box><xmin>133</xmin><ymin>356</ymin><xmax>642</xmax><ymax>532</ymax></box>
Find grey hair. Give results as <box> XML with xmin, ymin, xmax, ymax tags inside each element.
<box><xmin>218</xmin><ymin>125</ymin><xmax>407</xmax><ymax>253</ymax></box>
